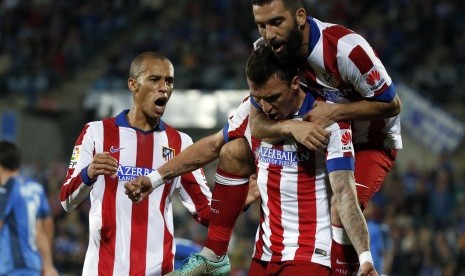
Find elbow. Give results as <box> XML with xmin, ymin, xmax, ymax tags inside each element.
<box><xmin>390</xmin><ymin>95</ymin><xmax>402</xmax><ymax>117</ymax></box>
<box><xmin>61</xmin><ymin>201</ymin><xmax>76</xmax><ymax>213</ymax></box>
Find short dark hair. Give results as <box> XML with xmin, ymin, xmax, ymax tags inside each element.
<box><xmin>129</xmin><ymin>52</ymin><xmax>171</xmax><ymax>79</ymax></box>
<box><xmin>246</xmin><ymin>45</ymin><xmax>298</xmax><ymax>87</ymax></box>
<box><xmin>251</xmin><ymin>0</ymin><xmax>304</xmax><ymax>14</ymax></box>
<box><xmin>0</xmin><ymin>141</ymin><xmax>21</xmax><ymax>171</ymax></box>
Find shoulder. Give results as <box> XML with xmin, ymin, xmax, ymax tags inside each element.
<box><xmin>163</xmin><ymin>123</ymin><xmax>194</xmax><ymax>144</ymax></box>
<box><xmin>19</xmin><ymin>176</ymin><xmax>45</xmax><ymax>193</ymax></box>
<box><xmin>177</xmin><ymin>131</ymin><xmax>194</xmax><ymax>144</ymax></box>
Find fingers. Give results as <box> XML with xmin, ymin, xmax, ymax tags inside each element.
<box><xmin>123</xmin><ymin>177</ymin><xmax>156</xmax><ymax>203</ymax></box>
<box><xmin>124</xmin><ymin>180</ymin><xmax>142</xmax><ymax>203</ymax></box>
<box><xmin>298</xmin><ymin>131</ymin><xmax>329</xmax><ymax>150</ymax></box>
<box><xmin>88</xmin><ymin>152</ymin><xmax>119</xmax><ymax>179</ymax></box>
<box><xmin>359</xmin><ymin>262</ymin><xmax>378</xmax><ymax>276</ymax></box>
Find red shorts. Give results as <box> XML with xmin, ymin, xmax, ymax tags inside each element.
<box><xmin>354</xmin><ymin>147</ymin><xmax>397</xmax><ymax>209</ymax></box>
<box><xmin>249</xmin><ymin>259</ymin><xmax>330</xmax><ymax>276</ymax></box>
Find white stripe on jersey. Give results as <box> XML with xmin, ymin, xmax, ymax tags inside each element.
<box><xmin>253</xmin><ymin>141</ymin><xmax>331</xmax><ymax>266</ymax></box>
<box><xmin>302</xmin><ymin>17</ymin><xmax>402</xmax><ymax>149</ymax></box>
<box><xmin>62</xmin><ymin>112</ymin><xmax>211</xmax><ymax>276</ymax></box>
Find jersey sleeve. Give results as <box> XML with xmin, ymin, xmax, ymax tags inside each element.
<box><xmin>222</xmin><ymin>96</ymin><xmax>251</xmax><ymax>143</ymax></box>
<box><xmin>60</xmin><ymin>123</ymin><xmax>96</xmax><ymax>212</ymax></box>
<box><xmin>340</xmin><ymin>34</ymin><xmax>396</xmax><ymax>103</ymax></box>
<box><xmin>325</xmin><ymin>121</ymin><xmax>355</xmax><ymax>173</ymax></box>
<box><xmin>175</xmin><ymin>133</ymin><xmax>212</xmax><ymax>227</ymax></box>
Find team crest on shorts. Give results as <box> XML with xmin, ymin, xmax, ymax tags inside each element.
<box><xmin>162</xmin><ymin>146</ymin><xmax>175</xmax><ymax>161</ymax></box>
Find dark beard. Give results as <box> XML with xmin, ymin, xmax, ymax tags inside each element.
<box><xmin>275</xmin><ymin>23</ymin><xmax>303</xmax><ymax>63</ymax></box>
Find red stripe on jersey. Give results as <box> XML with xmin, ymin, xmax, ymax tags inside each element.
<box><xmin>129</xmin><ymin>132</ymin><xmax>154</xmax><ymax>275</ymax></box>
<box><xmin>60</xmin><ymin>124</ymin><xmax>90</xmax><ymax>201</ymax></box>
<box><xmin>298</xmin><ymin>61</ymin><xmax>317</xmax><ymax>83</ymax></box>
<box><xmin>161</xmin><ymin>124</ymin><xmax>182</xmax><ymax>273</ymax></box>
<box><xmin>294</xmin><ymin>149</ymin><xmax>317</xmax><ymax>260</ymax></box>
<box><xmin>159</xmin><ymin>183</ymin><xmax>173</xmax><ymax>274</ymax></box>
<box><xmin>322</xmin><ymin>25</ymin><xmax>353</xmax><ymax>89</ymax></box>
<box><xmin>336</xmin><ymin>121</ymin><xmax>351</xmax><ymax>130</ymax></box>
<box><xmin>267</xmin><ymin>145</ymin><xmax>285</xmax><ymax>261</ymax></box>
<box><xmin>228</xmin><ymin>116</ymin><xmax>249</xmax><ymax>140</ymax></box>
<box><xmin>348</xmin><ymin>45</ymin><xmax>374</xmax><ymax>75</ymax></box>
<box><xmin>98</xmin><ymin>118</ymin><xmax>119</xmax><ymax>275</ymax></box>
<box><xmin>252</xmin><ymin>138</ymin><xmax>265</xmax><ymax>260</ymax></box>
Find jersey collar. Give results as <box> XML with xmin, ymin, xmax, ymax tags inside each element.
<box><xmin>295</xmin><ymin>88</ymin><xmax>315</xmax><ymax>117</ymax></box>
<box><xmin>115</xmin><ymin>110</ymin><xmax>166</xmax><ymax>132</ymax></box>
<box><xmin>307</xmin><ymin>16</ymin><xmax>321</xmax><ymax>57</ymax></box>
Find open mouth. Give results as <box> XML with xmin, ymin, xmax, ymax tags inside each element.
<box><xmin>270</xmin><ymin>42</ymin><xmax>284</xmax><ymax>53</ymax></box>
<box><xmin>154</xmin><ymin>98</ymin><xmax>168</xmax><ymax>107</ymax></box>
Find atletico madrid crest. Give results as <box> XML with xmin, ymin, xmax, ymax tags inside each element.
<box><xmin>322</xmin><ymin>73</ymin><xmax>339</xmax><ymax>87</ymax></box>
<box><xmin>162</xmin><ymin>146</ymin><xmax>175</xmax><ymax>161</ymax></box>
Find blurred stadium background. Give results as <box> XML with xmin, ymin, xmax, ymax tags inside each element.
<box><xmin>1</xmin><ymin>0</ymin><xmax>465</xmax><ymax>275</ymax></box>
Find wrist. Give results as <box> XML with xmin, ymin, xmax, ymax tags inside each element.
<box><xmin>147</xmin><ymin>170</ymin><xmax>164</xmax><ymax>189</ymax></box>
<box><xmin>281</xmin><ymin>120</ymin><xmax>294</xmax><ymax>137</ymax></box>
<box><xmin>359</xmin><ymin>251</ymin><xmax>373</xmax><ymax>265</ymax></box>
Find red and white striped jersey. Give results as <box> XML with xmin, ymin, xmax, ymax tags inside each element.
<box><xmin>60</xmin><ymin>110</ymin><xmax>211</xmax><ymax>276</ymax></box>
<box><xmin>224</xmin><ymin>95</ymin><xmax>355</xmax><ymax>267</ymax></box>
<box><xmin>254</xmin><ymin>17</ymin><xmax>402</xmax><ymax>150</ymax></box>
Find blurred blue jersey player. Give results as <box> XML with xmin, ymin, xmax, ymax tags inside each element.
<box><xmin>366</xmin><ymin>194</ymin><xmax>393</xmax><ymax>275</ymax></box>
<box><xmin>0</xmin><ymin>141</ymin><xmax>57</xmax><ymax>276</ymax></box>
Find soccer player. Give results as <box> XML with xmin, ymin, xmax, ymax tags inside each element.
<box><xmin>59</xmin><ymin>52</ymin><xmax>213</xmax><ymax>275</ymax></box>
<box><xmin>126</xmin><ymin>45</ymin><xmax>377</xmax><ymax>276</ymax></box>
<box><xmin>250</xmin><ymin>0</ymin><xmax>402</xmax><ymax>274</ymax></box>
<box><xmin>0</xmin><ymin>141</ymin><xmax>58</xmax><ymax>276</ymax></box>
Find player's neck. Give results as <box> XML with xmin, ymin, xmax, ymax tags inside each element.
<box><xmin>127</xmin><ymin>110</ymin><xmax>160</xmax><ymax>131</ymax></box>
<box><xmin>299</xmin><ymin>22</ymin><xmax>310</xmax><ymax>58</ymax></box>
<box><xmin>295</xmin><ymin>88</ymin><xmax>307</xmax><ymax>112</ymax></box>
<box><xmin>0</xmin><ymin>169</ymin><xmax>18</xmax><ymax>186</ymax></box>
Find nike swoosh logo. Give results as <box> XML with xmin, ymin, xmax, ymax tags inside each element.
<box><xmin>211</xmin><ymin>199</ymin><xmax>221</xmax><ymax>202</ymax></box>
<box><xmin>336</xmin><ymin>259</ymin><xmax>359</xmax><ymax>265</ymax></box>
<box><xmin>110</xmin><ymin>146</ymin><xmax>125</xmax><ymax>153</ymax></box>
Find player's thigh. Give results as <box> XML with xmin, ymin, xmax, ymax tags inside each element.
<box><xmin>218</xmin><ymin>138</ymin><xmax>255</xmax><ymax>176</ymax></box>
<box><xmin>249</xmin><ymin>260</ymin><xmax>330</xmax><ymax>276</ymax></box>
<box><xmin>249</xmin><ymin>259</ymin><xmax>268</xmax><ymax>275</ymax></box>
<box><xmin>271</xmin><ymin>261</ymin><xmax>329</xmax><ymax>276</ymax></box>
<box><xmin>354</xmin><ymin>148</ymin><xmax>397</xmax><ymax>209</ymax></box>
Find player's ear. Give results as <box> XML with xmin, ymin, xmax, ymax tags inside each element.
<box><xmin>128</xmin><ymin>78</ymin><xmax>138</xmax><ymax>92</ymax></box>
<box><xmin>296</xmin><ymin>8</ymin><xmax>306</xmax><ymax>29</ymax></box>
<box><xmin>291</xmin><ymin>75</ymin><xmax>300</xmax><ymax>91</ymax></box>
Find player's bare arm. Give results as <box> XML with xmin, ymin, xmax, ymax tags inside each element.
<box><xmin>328</xmin><ymin>170</ymin><xmax>375</xmax><ymax>268</ymax></box>
<box><xmin>124</xmin><ymin>130</ymin><xmax>226</xmax><ymax>202</ymax></box>
<box><xmin>36</xmin><ymin>219</ymin><xmax>59</xmax><ymax>276</ymax></box>
<box><xmin>160</xmin><ymin>130</ymin><xmax>226</xmax><ymax>180</ymax></box>
<box><xmin>305</xmin><ymin>95</ymin><xmax>401</xmax><ymax>127</ymax></box>
<box><xmin>245</xmin><ymin>174</ymin><xmax>260</xmax><ymax>205</ymax></box>
<box><xmin>250</xmin><ymin>103</ymin><xmax>329</xmax><ymax>150</ymax></box>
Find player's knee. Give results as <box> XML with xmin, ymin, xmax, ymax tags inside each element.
<box><xmin>218</xmin><ymin>138</ymin><xmax>255</xmax><ymax>176</ymax></box>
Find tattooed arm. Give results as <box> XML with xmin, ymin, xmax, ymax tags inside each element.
<box><xmin>124</xmin><ymin>130</ymin><xmax>226</xmax><ymax>202</ymax></box>
<box><xmin>328</xmin><ymin>170</ymin><xmax>370</xmax><ymax>255</ymax></box>
<box><xmin>158</xmin><ymin>130</ymin><xmax>226</xmax><ymax>180</ymax></box>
